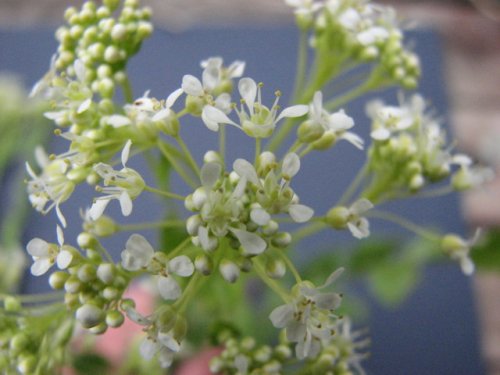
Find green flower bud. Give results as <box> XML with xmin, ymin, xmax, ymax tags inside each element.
<box><xmin>254</xmin><ymin>345</ymin><xmax>272</xmax><ymax>362</ymax></box>
<box><xmin>111</xmin><ymin>23</ymin><xmax>128</xmax><ymax>41</ymax></box>
<box><xmin>241</xmin><ymin>337</ymin><xmax>256</xmax><ymax>351</ymax></box>
<box><xmin>65</xmin><ymin>276</ymin><xmax>82</xmax><ymax>294</ymax></box>
<box><xmin>49</xmin><ymin>271</ymin><xmax>69</xmax><ymax>290</ymax></box>
<box><xmin>297</xmin><ymin>120</ymin><xmax>324</xmax><ymax>143</ymax></box>
<box><xmin>10</xmin><ymin>333</ymin><xmax>28</xmax><ymax>354</ymax></box>
<box><xmin>266</xmin><ymin>258</ymin><xmax>286</xmax><ymax>279</ymax></box>
<box><xmin>76</xmin><ymin>304</ymin><xmax>105</xmax><ymax>329</ymax></box>
<box><xmin>185</xmin><ymin>95</ymin><xmax>204</xmax><ymax>116</ymax></box>
<box><xmin>452</xmin><ymin>169</ymin><xmax>472</xmax><ymax>191</ymax></box>
<box><xmin>194</xmin><ymin>254</ymin><xmax>213</xmax><ymax>276</ymax></box>
<box><xmin>312</xmin><ymin>130</ymin><xmax>336</xmax><ymax>150</ymax></box>
<box><xmin>219</xmin><ymin>259</ymin><xmax>240</xmax><ymax>283</ymax></box>
<box><xmin>77</xmin><ymin>232</ymin><xmax>97</xmax><ymax>249</ymax></box>
<box><xmin>64</xmin><ymin>293</ymin><xmax>79</xmax><ymax>310</ymax></box>
<box><xmin>157</xmin><ymin>116</ymin><xmax>180</xmax><ymax>137</ymax></box>
<box><xmin>102</xmin><ymin>286</ymin><xmax>119</xmax><ymax>300</ymax></box>
<box><xmin>441</xmin><ymin>234</ymin><xmax>464</xmax><ymax>255</ymax></box>
<box><xmin>89</xmin><ymin>322</ymin><xmax>108</xmax><ymax>335</ymax></box>
<box><xmin>271</xmin><ymin>232</ymin><xmax>292</xmax><ymax>248</ymax></box>
<box><xmin>96</xmin><ymin>6</ymin><xmax>111</xmax><ymax>19</ymax></box>
<box><xmin>103</xmin><ymin>0</ymin><xmax>120</xmax><ymax>11</ymax></box>
<box><xmin>96</xmin><ymin>263</ymin><xmax>115</xmax><ymax>284</ymax></box>
<box><xmin>274</xmin><ymin>344</ymin><xmax>292</xmax><ymax>360</ymax></box>
<box><xmin>98</xmin><ymin>78</ymin><xmax>115</xmax><ymax>98</ymax></box>
<box><xmin>78</xmin><ymin>264</ymin><xmax>96</xmax><ymax>283</ymax></box>
<box><xmin>104</xmin><ymin>46</ymin><xmax>123</xmax><ymax>64</ymax></box>
<box><xmin>326</xmin><ymin>206</ymin><xmax>349</xmax><ymax>229</ymax></box>
<box><xmin>106</xmin><ymin>310</ymin><xmax>125</xmax><ymax>328</ymax></box>
<box><xmin>262</xmin><ymin>220</ymin><xmax>279</xmax><ymax>236</ymax></box>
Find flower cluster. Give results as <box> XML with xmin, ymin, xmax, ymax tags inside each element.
<box><xmin>9</xmin><ymin>0</ymin><xmax>492</xmax><ymax>373</ymax></box>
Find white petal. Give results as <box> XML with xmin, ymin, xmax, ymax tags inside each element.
<box><xmin>287</xmin><ymin>320</ymin><xmax>306</xmax><ymax>342</ymax></box>
<box><xmin>371</xmin><ymin>127</ymin><xmax>391</xmax><ymax>141</ymax></box>
<box><xmin>231</xmin><ymin>176</ymin><xmax>247</xmax><ymax>199</ymax></box>
<box><xmin>31</xmin><ymin>258</ymin><xmax>52</xmax><ymax>276</ymax></box>
<box><xmin>233</xmin><ymin>159</ymin><xmax>259</xmax><ymax>185</ymax></box>
<box><xmin>214</xmin><ymin>93</ymin><xmax>232</xmax><ymax>113</ymax></box>
<box><xmin>119</xmin><ymin>191</ymin><xmax>133</xmax><ymax>216</ymax></box>
<box><xmin>168</xmin><ymin>255</ymin><xmax>194</xmax><ymax>277</ymax></box>
<box><xmin>181</xmin><ymin>75</ymin><xmax>204</xmax><ymax>96</ymax></box>
<box><xmin>342</xmin><ymin>132</ymin><xmax>364</xmax><ymax>150</ymax></box>
<box><xmin>121</xmin><ymin>140</ymin><xmax>132</xmax><ymax>167</ymax></box>
<box><xmin>460</xmin><ymin>257</ymin><xmax>475</xmax><ymax>275</ymax></box>
<box><xmin>106</xmin><ymin>114</ymin><xmax>131</xmax><ymax>128</ymax></box>
<box><xmin>347</xmin><ymin>219</ymin><xmax>370</xmax><ymax>239</ymax></box>
<box><xmin>357</xmin><ymin>26</ymin><xmax>389</xmax><ymax>45</ymax></box>
<box><xmin>56</xmin><ymin>204</ymin><xmax>67</xmax><ymax>228</ymax></box>
<box><xmin>74</xmin><ymin>59</ymin><xmax>86</xmax><ymax>82</ymax></box>
<box><xmin>56</xmin><ymin>250</ymin><xmax>73</xmax><ymax>269</ymax></box>
<box><xmin>77</xmin><ymin>98</ymin><xmax>92</xmax><ymax>114</ymax></box>
<box><xmin>202</xmin><ymin>63</ymin><xmax>220</xmax><ymax>91</ymax></box>
<box><xmin>312</xmin><ymin>91</ymin><xmax>323</xmax><ymax>119</ymax></box>
<box><xmin>89</xmin><ymin>199</ymin><xmax>110</xmax><ymax>220</ymax></box>
<box><xmin>350</xmin><ymin>198</ymin><xmax>373</xmax><ymax>215</ymax></box>
<box><xmin>200</xmin><ymin>162</ymin><xmax>221</xmax><ymax>188</ymax></box>
<box><xmin>201</xmin><ymin>105</ymin><xmax>237</xmax><ymax>132</ymax></box>
<box><xmin>234</xmin><ymin>355</ymin><xmax>249</xmax><ymax>374</ymax></box>
<box><xmin>289</xmin><ymin>204</ymin><xmax>314</xmax><ymax>223</ymax></box>
<box><xmin>227</xmin><ymin>60</ymin><xmax>246</xmax><ymax>78</ymax></box>
<box><xmin>269</xmin><ymin>304</ymin><xmax>294</xmax><ymax>328</ymax></box>
<box><xmin>452</xmin><ymin>154</ymin><xmax>472</xmax><ymax>166</ymax></box>
<box><xmin>329</xmin><ymin>109</ymin><xmax>354</xmax><ymax>131</ymax></box>
<box><xmin>152</xmin><ymin>108</ymin><xmax>172</xmax><ymax>122</ymax></box>
<box><xmin>158</xmin><ymin>332</ymin><xmax>181</xmax><ymax>352</ymax></box>
<box><xmin>125</xmin><ymin>307</ymin><xmax>151</xmax><ymax>325</ymax></box>
<box><xmin>125</xmin><ymin>234</ymin><xmax>155</xmax><ymax>259</ymax></box>
<box><xmin>158</xmin><ymin>276</ymin><xmax>182</xmax><ymax>300</ymax></box>
<box><xmin>229</xmin><ymin>228</ymin><xmax>267</xmax><ymax>255</ymax></box>
<box><xmin>44</xmin><ymin>111</ymin><xmax>65</xmax><ymax>121</ymax></box>
<box><xmin>250</xmin><ymin>208</ymin><xmax>271</xmax><ymax>226</ymax></box>
<box><xmin>198</xmin><ymin>226</ymin><xmax>210</xmax><ymax>251</ymax></box>
<box><xmin>140</xmin><ymin>338</ymin><xmax>159</xmax><ymax>360</ymax></box>
<box><xmin>276</xmin><ymin>104</ymin><xmax>309</xmax><ymax>122</ymax></box>
<box><xmin>166</xmin><ymin>88</ymin><xmax>183</xmax><ymax>109</ymax></box>
<box><xmin>27</xmin><ymin>238</ymin><xmax>49</xmax><ymax>257</ymax></box>
<box><xmin>238</xmin><ymin>77</ymin><xmax>257</xmax><ymax>114</ymax></box>
<box><xmin>314</xmin><ymin>292</ymin><xmax>342</xmax><ymax>310</ymax></box>
<box><xmin>321</xmin><ymin>267</ymin><xmax>345</xmax><ymax>288</ymax></box>
<box><xmin>282</xmin><ymin>153</ymin><xmax>301</xmax><ymax>179</ymax></box>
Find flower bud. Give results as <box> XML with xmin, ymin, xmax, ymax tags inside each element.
<box><xmin>262</xmin><ymin>220</ymin><xmax>279</xmax><ymax>236</ymax></box>
<box><xmin>192</xmin><ymin>188</ymin><xmax>208</xmax><ymax>210</ymax></box>
<box><xmin>326</xmin><ymin>206</ymin><xmax>349</xmax><ymax>229</ymax></box>
<box><xmin>77</xmin><ymin>232</ymin><xmax>97</xmax><ymax>249</ymax></box>
<box><xmin>186</xmin><ymin>215</ymin><xmax>202</xmax><ymax>236</ymax></box>
<box><xmin>64</xmin><ymin>276</ymin><xmax>82</xmax><ymax>294</ymax></box>
<box><xmin>441</xmin><ymin>234</ymin><xmax>464</xmax><ymax>255</ymax></box>
<box><xmin>219</xmin><ymin>259</ymin><xmax>240</xmax><ymax>283</ymax></box>
<box><xmin>271</xmin><ymin>232</ymin><xmax>292</xmax><ymax>248</ymax></box>
<box><xmin>76</xmin><ymin>304</ymin><xmax>105</xmax><ymax>329</ymax></box>
<box><xmin>195</xmin><ymin>254</ymin><xmax>213</xmax><ymax>276</ymax></box>
<box><xmin>96</xmin><ymin>263</ymin><xmax>115</xmax><ymax>284</ymax></box>
<box><xmin>266</xmin><ymin>258</ymin><xmax>286</xmax><ymax>279</ymax></box>
<box><xmin>17</xmin><ymin>355</ymin><xmax>36</xmax><ymax>375</ymax></box>
<box><xmin>106</xmin><ymin>310</ymin><xmax>125</xmax><ymax>328</ymax></box>
<box><xmin>185</xmin><ymin>95</ymin><xmax>204</xmax><ymax>116</ymax></box>
<box><xmin>297</xmin><ymin>120</ymin><xmax>324</xmax><ymax>143</ymax></box>
<box><xmin>312</xmin><ymin>130</ymin><xmax>336</xmax><ymax>150</ymax></box>
<box><xmin>49</xmin><ymin>271</ymin><xmax>69</xmax><ymax>290</ymax></box>
<box><xmin>89</xmin><ymin>322</ymin><xmax>108</xmax><ymax>335</ymax></box>
<box><xmin>102</xmin><ymin>286</ymin><xmax>119</xmax><ymax>300</ymax></box>
<box><xmin>204</xmin><ymin>150</ymin><xmax>222</xmax><ymax>164</ymax></box>
<box><xmin>4</xmin><ymin>296</ymin><xmax>21</xmax><ymax>312</ymax></box>
<box><xmin>78</xmin><ymin>264</ymin><xmax>96</xmax><ymax>282</ymax></box>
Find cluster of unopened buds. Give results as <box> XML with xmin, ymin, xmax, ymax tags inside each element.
<box><xmin>0</xmin><ymin>0</ymin><xmax>493</xmax><ymax>374</ymax></box>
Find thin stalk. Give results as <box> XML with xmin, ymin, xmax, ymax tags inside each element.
<box><xmin>219</xmin><ymin>124</ymin><xmax>226</xmax><ymax>166</ymax></box>
<box><xmin>144</xmin><ymin>185</ymin><xmax>185</xmax><ymax>201</ymax></box>
<box><xmin>0</xmin><ymin>291</ymin><xmax>64</xmax><ymax>303</ymax></box>
<box><xmin>255</xmin><ymin>138</ymin><xmax>262</xmax><ymax>165</ymax></box>
<box><xmin>118</xmin><ymin>219</ymin><xmax>185</xmax><ymax>232</ymax></box>
<box><xmin>165</xmin><ymin>237</ymin><xmax>192</xmax><ymax>259</ymax></box>
<box><xmin>175</xmin><ymin>273</ymin><xmax>203</xmax><ymax>313</ymax></box>
<box><xmin>175</xmin><ymin>136</ymin><xmax>200</xmax><ymax>177</ymax></box>
<box><xmin>337</xmin><ymin>162</ymin><xmax>369</xmax><ymax>206</ymax></box>
<box><xmin>254</xmin><ymin>259</ymin><xmax>290</xmax><ymax>303</ymax></box>
<box><xmin>291</xmin><ymin>30</ymin><xmax>309</xmax><ymax>102</ymax></box>
<box><xmin>291</xmin><ymin>221</ymin><xmax>327</xmax><ymax>245</ymax></box>
<box><xmin>275</xmin><ymin>250</ymin><xmax>302</xmax><ymax>284</ymax></box>
<box><xmin>366</xmin><ymin>210</ymin><xmax>441</xmax><ymax>242</ymax></box>
<box><xmin>121</xmin><ymin>77</ymin><xmax>134</xmax><ymax>103</ymax></box>
<box><xmin>157</xmin><ymin>140</ymin><xmax>198</xmax><ymax>189</ymax></box>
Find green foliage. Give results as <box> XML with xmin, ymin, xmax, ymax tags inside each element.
<box><xmin>472</xmin><ymin>229</ymin><xmax>500</xmax><ymax>272</ymax></box>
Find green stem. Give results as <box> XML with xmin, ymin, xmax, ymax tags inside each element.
<box><xmin>255</xmin><ymin>138</ymin><xmax>262</xmax><ymax>165</ymax></box>
<box><xmin>337</xmin><ymin>162</ymin><xmax>369</xmax><ymax>206</ymax></box>
<box><xmin>219</xmin><ymin>124</ymin><xmax>226</xmax><ymax>166</ymax></box>
<box><xmin>366</xmin><ymin>210</ymin><xmax>441</xmax><ymax>242</ymax></box>
<box><xmin>292</xmin><ymin>30</ymin><xmax>309</xmax><ymax>102</ymax></box>
<box><xmin>175</xmin><ymin>136</ymin><xmax>200</xmax><ymax>177</ymax></box>
<box><xmin>144</xmin><ymin>185</ymin><xmax>185</xmax><ymax>201</ymax></box>
<box><xmin>254</xmin><ymin>258</ymin><xmax>290</xmax><ymax>303</ymax></box>
<box><xmin>165</xmin><ymin>237</ymin><xmax>192</xmax><ymax>258</ymax></box>
<box><xmin>157</xmin><ymin>139</ymin><xmax>198</xmax><ymax>189</ymax></box>
<box><xmin>121</xmin><ymin>77</ymin><xmax>134</xmax><ymax>103</ymax></box>
<box><xmin>0</xmin><ymin>291</ymin><xmax>64</xmax><ymax>303</ymax></box>
<box><xmin>291</xmin><ymin>221</ymin><xmax>327</xmax><ymax>245</ymax></box>
<box><xmin>175</xmin><ymin>273</ymin><xmax>203</xmax><ymax>313</ymax></box>
<box><xmin>275</xmin><ymin>250</ymin><xmax>302</xmax><ymax>283</ymax></box>
<box><xmin>118</xmin><ymin>220</ymin><xmax>185</xmax><ymax>232</ymax></box>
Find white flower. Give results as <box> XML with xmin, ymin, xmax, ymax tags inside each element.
<box><xmin>285</xmin><ymin>0</ymin><xmax>323</xmax><ymax>18</ymax></box>
<box><xmin>26</xmin><ymin>225</ymin><xmax>74</xmax><ymax>276</ymax></box>
<box><xmin>89</xmin><ymin>140</ymin><xmax>145</xmax><ymax>220</ymax></box>
<box><xmin>26</xmin><ymin>147</ymin><xmax>75</xmax><ymax>227</ymax></box>
<box><xmin>121</xmin><ymin>234</ymin><xmax>155</xmax><ymax>271</ymax></box>
<box><xmin>442</xmin><ymin>229</ymin><xmax>481</xmax><ymax>275</ymax></box>
<box><xmin>309</xmin><ymin>91</ymin><xmax>363</xmax><ymax>149</ymax></box>
<box><xmin>269</xmin><ymin>269</ymin><xmax>344</xmax><ymax>359</ymax></box>
<box><xmin>451</xmin><ymin>154</ymin><xmax>495</xmax><ymax>190</ymax></box>
<box><xmin>158</xmin><ymin>255</ymin><xmax>195</xmax><ymax>300</ymax></box>
<box><xmin>345</xmin><ymin>199</ymin><xmax>373</xmax><ymax>239</ymax></box>
<box><xmin>201</xmin><ymin>77</ymin><xmax>308</xmax><ymax>137</ymax></box>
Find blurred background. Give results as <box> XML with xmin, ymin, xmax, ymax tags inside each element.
<box><xmin>0</xmin><ymin>0</ymin><xmax>499</xmax><ymax>373</ymax></box>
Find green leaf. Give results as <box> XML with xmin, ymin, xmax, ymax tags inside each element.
<box><xmin>72</xmin><ymin>353</ymin><xmax>110</xmax><ymax>375</ymax></box>
<box><xmin>472</xmin><ymin>229</ymin><xmax>500</xmax><ymax>272</ymax></box>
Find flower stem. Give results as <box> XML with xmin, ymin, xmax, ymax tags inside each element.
<box><xmin>118</xmin><ymin>220</ymin><xmax>185</xmax><ymax>232</ymax></box>
<box><xmin>291</xmin><ymin>221</ymin><xmax>327</xmax><ymax>244</ymax></box>
<box><xmin>337</xmin><ymin>162</ymin><xmax>369</xmax><ymax>206</ymax></box>
<box><xmin>175</xmin><ymin>136</ymin><xmax>200</xmax><ymax>177</ymax></box>
<box><xmin>144</xmin><ymin>185</ymin><xmax>185</xmax><ymax>201</ymax></box>
<box><xmin>366</xmin><ymin>210</ymin><xmax>441</xmax><ymax>242</ymax></box>
<box><xmin>165</xmin><ymin>237</ymin><xmax>192</xmax><ymax>259</ymax></box>
<box><xmin>275</xmin><ymin>250</ymin><xmax>302</xmax><ymax>283</ymax></box>
<box><xmin>254</xmin><ymin>258</ymin><xmax>290</xmax><ymax>303</ymax></box>
<box><xmin>157</xmin><ymin>139</ymin><xmax>198</xmax><ymax>189</ymax></box>
<box><xmin>121</xmin><ymin>77</ymin><xmax>134</xmax><ymax>103</ymax></box>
